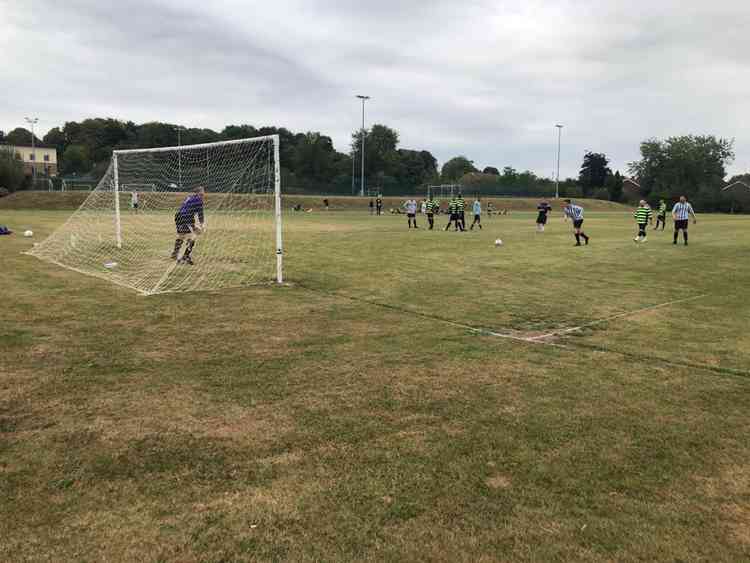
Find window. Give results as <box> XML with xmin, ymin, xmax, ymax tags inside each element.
<box><xmin>44</xmin><ymin>154</ymin><xmax>50</xmax><ymax>162</ymax></box>
<box><xmin>29</xmin><ymin>153</ymin><xmax>35</xmax><ymax>161</ymax></box>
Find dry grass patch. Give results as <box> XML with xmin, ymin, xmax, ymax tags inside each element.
<box><xmin>486</xmin><ymin>474</ymin><xmax>512</xmax><ymax>490</ymax></box>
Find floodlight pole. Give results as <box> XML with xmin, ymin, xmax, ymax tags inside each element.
<box><xmin>357</xmin><ymin>95</ymin><xmax>370</xmax><ymax>197</ymax></box>
<box><xmin>555</xmin><ymin>124</ymin><xmax>563</xmax><ymax>199</ymax></box>
<box><xmin>25</xmin><ymin>117</ymin><xmax>39</xmax><ymax>187</ymax></box>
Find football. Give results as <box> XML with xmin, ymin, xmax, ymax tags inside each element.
<box><xmin>24</xmin><ymin>230</ymin><xmax>33</xmax><ymax>238</ymax></box>
<box><xmin>494</xmin><ymin>239</ymin><xmax>503</xmax><ymax>246</ymax></box>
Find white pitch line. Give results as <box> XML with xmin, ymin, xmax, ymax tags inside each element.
<box><xmin>439</xmin><ymin>319</ymin><xmax>566</xmax><ymax>348</ymax></box>
<box><xmin>528</xmin><ymin>294</ymin><xmax>708</xmax><ymax>341</ymax></box>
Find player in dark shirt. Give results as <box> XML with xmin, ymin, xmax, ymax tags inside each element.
<box><xmin>536</xmin><ymin>200</ymin><xmax>552</xmax><ymax>232</ymax></box>
<box><xmin>171</xmin><ymin>186</ymin><xmax>206</xmax><ymax>265</ymax></box>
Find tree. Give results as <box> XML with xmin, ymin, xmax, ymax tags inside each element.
<box><xmin>292</xmin><ymin>132</ymin><xmax>337</xmax><ymax>186</ymax></box>
<box><xmin>441</xmin><ymin>156</ymin><xmax>476</xmax><ymax>182</ymax></box>
<box><xmin>386</xmin><ymin>149</ymin><xmax>438</xmax><ymax>189</ymax></box>
<box><xmin>351</xmin><ymin>124</ymin><xmax>399</xmax><ymax>179</ymax></box>
<box><xmin>0</xmin><ymin>150</ymin><xmax>25</xmax><ymax>192</ymax></box>
<box><xmin>605</xmin><ymin>171</ymin><xmax>624</xmax><ymax>202</ymax></box>
<box><xmin>628</xmin><ymin>135</ymin><xmax>734</xmax><ymax>208</ymax></box>
<box><xmin>61</xmin><ymin>145</ymin><xmax>91</xmax><ymax>175</ymax></box>
<box><xmin>483</xmin><ymin>166</ymin><xmax>500</xmax><ymax>175</ymax></box>
<box><xmin>4</xmin><ymin>127</ymin><xmax>42</xmax><ymax>147</ymax></box>
<box><xmin>578</xmin><ymin>152</ymin><xmax>611</xmax><ymax>197</ymax></box>
<box><xmin>43</xmin><ymin>127</ymin><xmax>67</xmax><ymax>155</ymax></box>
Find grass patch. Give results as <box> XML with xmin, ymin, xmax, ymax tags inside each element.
<box><xmin>1</xmin><ymin>208</ymin><xmax>750</xmax><ymax>560</ymax></box>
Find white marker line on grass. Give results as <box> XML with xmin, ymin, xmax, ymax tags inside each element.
<box><xmin>529</xmin><ymin>294</ymin><xmax>707</xmax><ymax>341</ymax></box>
<box><xmin>440</xmin><ymin>319</ymin><xmax>566</xmax><ymax>348</ymax></box>
<box><xmin>297</xmin><ymin>284</ymin><xmax>563</xmax><ymax>348</ymax></box>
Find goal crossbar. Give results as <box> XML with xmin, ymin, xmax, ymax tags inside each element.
<box><xmin>113</xmin><ymin>135</ymin><xmax>279</xmax><ymax>155</ymax></box>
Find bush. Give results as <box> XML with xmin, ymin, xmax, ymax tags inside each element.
<box><xmin>562</xmin><ymin>186</ymin><xmax>583</xmax><ymax>199</ymax></box>
<box><xmin>0</xmin><ymin>154</ymin><xmax>25</xmax><ymax>192</ymax></box>
<box><xmin>592</xmin><ymin>188</ymin><xmax>610</xmax><ymax>201</ymax></box>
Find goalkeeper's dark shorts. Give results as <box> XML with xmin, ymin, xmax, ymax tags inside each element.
<box><xmin>175</xmin><ymin>214</ymin><xmax>193</xmax><ymax>234</ymax></box>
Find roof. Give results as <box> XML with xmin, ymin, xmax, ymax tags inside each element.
<box><xmin>722</xmin><ymin>181</ymin><xmax>750</xmax><ymax>192</ymax></box>
<box><xmin>5</xmin><ymin>144</ymin><xmax>57</xmax><ymax>151</ymax></box>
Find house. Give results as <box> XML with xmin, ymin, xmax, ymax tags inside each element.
<box><xmin>3</xmin><ymin>144</ymin><xmax>59</xmax><ymax>177</ymax></box>
<box><xmin>622</xmin><ymin>178</ymin><xmax>642</xmax><ymax>201</ymax></box>
<box><xmin>722</xmin><ymin>181</ymin><xmax>750</xmax><ymax>213</ymax></box>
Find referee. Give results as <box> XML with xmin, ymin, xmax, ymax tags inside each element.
<box><xmin>672</xmin><ymin>195</ymin><xmax>696</xmax><ymax>245</ymax></box>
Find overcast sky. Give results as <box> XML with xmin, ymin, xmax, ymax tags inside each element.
<box><xmin>1</xmin><ymin>0</ymin><xmax>748</xmax><ymax>178</ymax></box>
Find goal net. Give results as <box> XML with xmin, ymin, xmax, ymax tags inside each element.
<box><xmin>29</xmin><ymin>135</ymin><xmax>283</xmax><ymax>295</ymax></box>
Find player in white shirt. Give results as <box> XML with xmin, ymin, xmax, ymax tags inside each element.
<box><xmin>404</xmin><ymin>199</ymin><xmax>419</xmax><ymax>228</ymax></box>
<box><xmin>671</xmin><ymin>195</ymin><xmax>697</xmax><ymax>245</ymax></box>
<box><xmin>131</xmin><ymin>191</ymin><xmax>139</xmax><ymax>214</ymax></box>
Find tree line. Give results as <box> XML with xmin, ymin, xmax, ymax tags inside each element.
<box><xmin>0</xmin><ymin>120</ymin><xmax>745</xmax><ymax>210</ymax></box>
<box><xmin>0</xmin><ymin>119</ymin><xmax>563</xmax><ymax>197</ymax></box>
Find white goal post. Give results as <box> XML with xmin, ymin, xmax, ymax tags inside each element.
<box><xmin>30</xmin><ymin>135</ymin><xmax>284</xmax><ymax>294</ymax></box>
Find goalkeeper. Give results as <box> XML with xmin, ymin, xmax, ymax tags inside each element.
<box><xmin>171</xmin><ymin>186</ymin><xmax>206</xmax><ymax>265</ymax></box>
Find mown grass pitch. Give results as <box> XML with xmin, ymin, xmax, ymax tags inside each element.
<box><xmin>2</xmin><ymin>207</ymin><xmax>750</xmax><ymax>561</ymax></box>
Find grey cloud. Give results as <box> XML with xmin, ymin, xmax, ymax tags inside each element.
<box><xmin>1</xmin><ymin>0</ymin><xmax>748</xmax><ymax>177</ymax></box>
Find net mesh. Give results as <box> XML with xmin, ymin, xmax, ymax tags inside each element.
<box><xmin>29</xmin><ymin>136</ymin><xmax>281</xmax><ymax>295</ymax></box>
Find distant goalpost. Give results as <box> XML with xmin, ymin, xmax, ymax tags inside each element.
<box><xmin>427</xmin><ymin>184</ymin><xmax>461</xmax><ymax>200</ymax></box>
<box><xmin>121</xmin><ymin>183</ymin><xmax>157</xmax><ymax>193</ymax></box>
<box><xmin>29</xmin><ymin>135</ymin><xmax>283</xmax><ymax>295</ymax></box>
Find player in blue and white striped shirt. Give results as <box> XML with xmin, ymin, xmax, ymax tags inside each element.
<box><xmin>671</xmin><ymin>195</ymin><xmax>696</xmax><ymax>246</ymax></box>
<box><xmin>561</xmin><ymin>199</ymin><xmax>590</xmax><ymax>246</ymax></box>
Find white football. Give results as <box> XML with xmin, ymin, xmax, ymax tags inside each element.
<box><xmin>24</xmin><ymin>230</ymin><xmax>33</xmax><ymax>238</ymax></box>
<box><xmin>494</xmin><ymin>239</ymin><xmax>503</xmax><ymax>246</ymax></box>
<box><xmin>168</xmin><ymin>183</ymin><xmax>178</xmax><ymax>189</ymax></box>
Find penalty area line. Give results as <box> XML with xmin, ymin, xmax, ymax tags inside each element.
<box><xmin>296</xmin><ymin>283</ymin><xmax>563</xmax><ymax>348</ymax></box>
<box><xmin>528</xmin><ymin>294</ymin><xmax>708</xmax><ymax>341</ymax></box>
<box><xmin>439</xmin><ymin>319</ymin><xmax>567</xmax><ymax>348</ymax></box>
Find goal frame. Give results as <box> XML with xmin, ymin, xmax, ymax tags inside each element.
<box><xmin>112</xmin><ymin>134</ymin><xmax>284</xmax><ymax>284</ymax></box>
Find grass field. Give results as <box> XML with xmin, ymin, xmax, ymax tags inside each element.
<box><xmin>2</xmin><ymin>204</ymin><xmax>750</xmax><ymax>561</ymax></box>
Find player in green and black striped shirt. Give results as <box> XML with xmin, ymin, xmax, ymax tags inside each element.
<box><xmin>654</xmin><ymin>199</ymin><xmax>667</xmax><ymax>230</ymax></box>
<box><xmin>633</xmin><ymin>200</ymin><xmax>652</xmax><ymax>243</ymax></box>
<box><xmin>444</xmin><ymin>197</ymin><xmax>461</xmax><ymax>231</ymax></box>
<box><xmin>455</xmin><ymin>194</ymin><xmax>466</xmax><ymax>231</ymax></box>
<box><xmin>426</xmin><ymin>196</ymin><xmax>439</xmax><ymax>230</ymax></box>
